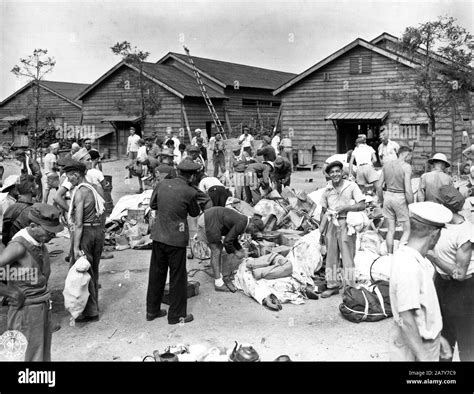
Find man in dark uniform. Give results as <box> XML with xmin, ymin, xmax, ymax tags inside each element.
<box><xmin>17</xmin><ymin>150</ymin><xmax>42</xmax><ymax>202</ymax></box>
<box><xmin>256</xmin><ymin>136</ymin><xmax>277</xmax><ymax>162</ymax></box>
<box><xmin>272</xmin><ymin>156</ymin><xmax>292</xmax><ymax>193</ymax></box>
<box><xmin>146</xmin><ymin>160</ymin><xmax>202</xmax><ymax>324</ymax></box>
<box><xmin>197</xmin><ymin>206</ymin><xmax>265</xmax><ymax>292</ymax></box>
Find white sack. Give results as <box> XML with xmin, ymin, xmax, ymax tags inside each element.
<box><xmin>63</xmin><ymin>256</ymin><xmax>91</xmax><ymax>319</ymax></box>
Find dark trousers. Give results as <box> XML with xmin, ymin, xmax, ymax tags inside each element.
<box><xmin>208</xmin><ymin>185</ymin><xmax>230</xmax><ymax>207</ymax></box>
<box><xmin>213</xmin><ymin>153</ymin><xmax>226</xmax><ymax>177</ymax></box>
<box><xmin>434</xmin><ymin>273</ymin><xmax>474</xmax><ymax>361</ymax></box>
<box><xmin>71</xmin><ymin>226</ymin><xmax>104</xmax><ymax>317</ymax></box>
<box><xmin>146</xmin><ymin>241</ymin><xmax>187</xmax><ymax>322</ymax></box>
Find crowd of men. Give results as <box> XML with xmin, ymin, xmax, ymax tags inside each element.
<box><xmin>0</xmin><ymin>123</ymin><xmax>472</xmax><ymax>363</ymax></box>
<box><xmin>321</xmin><ymin>128</ymin><xmax>473</xmax><ymax>362</ymax></box>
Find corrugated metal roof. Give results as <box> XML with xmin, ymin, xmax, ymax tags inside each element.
<box><xmin>41</xmin><ymin>81</ymin><xmax>89</xmax><ymax>103</ymax></box>
<box><xmin>168</xmin><ymin>53</ymin><xmax>297</xmax><ymax>89</ymax></box>
<box><xmin>141</xmin><ymin>63</ymin><xmax>227</xmax><ymax>98</ymax></box>
<box><xmin>325</xmin><ymin>111</ymin><xmax>389</xmax><ymax>120</ymax></box>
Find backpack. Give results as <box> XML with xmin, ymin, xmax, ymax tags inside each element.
<box><xmin>339</xmin><ymin>256</ymin><xmax>392</xmax><ymax>323</ymax></box>
<box><xmin>339</xmin><ymin>280</ymin><xmax>392</xmax><ymax>323</ymax></box>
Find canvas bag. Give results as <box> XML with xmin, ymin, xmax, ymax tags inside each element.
<box><xmin>339</xmin><ymin>280</ymin><xmax>392</xmax><ymax>323</ymax></box>
<box><xmin>63</xmin><ymin>256</ymin><xmax>91</xmax><ymax>319</ymax></box>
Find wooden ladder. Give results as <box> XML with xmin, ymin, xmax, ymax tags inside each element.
<box><xmin>183</xmin><ymin>46</ymin><xmax>227</xmax><ymax>139</ymax></box>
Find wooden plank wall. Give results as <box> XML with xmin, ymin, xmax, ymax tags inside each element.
<box><xmin>80</xmin><ymin>66</ymin><xmax>183</xmax><ymax>158</ymax></box>
<box><xmin>0</xmin><ymin>86</ymin><xmax>82</xmax><ymax>144</ymax></box>
<box><xmin>277</xmin><ymin>46</ymin><xmax>465</xmax><ymax>171</ymax></box>
<box><xmin>224</xmin><ymin>87</ymin><xmax>281</xmax><ymax>137</ymax></box>
<box><xmin>182</xmin><ymin>97</ymin><xmax>226</xmax><ymax>140</ymax></box>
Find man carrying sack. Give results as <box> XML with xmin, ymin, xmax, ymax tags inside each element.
<box><xmin>65</xmin><ymin>160</ymin><xmax>105</xmax><ymax>323</ymax></box>
<box><xmin>0</xmin><ymin>203</ymin><xmax>64</xmax><ymax>361</ymax></box>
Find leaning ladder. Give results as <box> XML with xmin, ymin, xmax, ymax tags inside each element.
<box><xmin>183</xmin><ymin>46</ymin><xmax>227</xmax><ymax>139</ymax></box>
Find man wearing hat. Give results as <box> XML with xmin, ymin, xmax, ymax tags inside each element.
<box><xmin>272</xmin><ymin>156</ymin><xmax>292</xmax><ymax>193</ymax></box>
<box><xmin>319</xmin><ymin>161</ymin><xmax>366</xmax><ymax>298</ymax></box>
<box><xmin>376</xmin><ymin>146</ymin><xmax>414</xmax><ymax>254</ymax></box>
<box><xmin>17</xmin><ymin>150</ymin><xmax>42</xmax><ymax>202</ymax></box>
<box><xmin>146</xmin><ymin>160</ymin><xmax>203</xmax><ymax>325</ymax></box>
<box><xmin>378</xmin><ymin>126</ymin><xmax>400</xmax><ymax>165</ymax></box>
<box><xmin>256</xmin><ymin>136</ymin><xmax>277</xmax><ymax>162</ymax></box>
<box><xmin>428</xmin><ymin>186</ymin><xmax>474</xmax><ymax>361</ymax></box>
<box><xmin>191</xmin><ymin>128</ymin><xmax>208</xmax><ymax>147</ymax></box>
<box><xmin>65</xmin><ymin>160</ymin><xmax>105</xmax><ymax>323</ymax></box>
<box><xmin>389</xmin><ymin>201</ymin><xmax>453</xmax><ymax>361</ymax></box>
<box><xmin>348</xmin><ymin>135</ymin><xmax>378</xmax><ymax>191</ymax></box>
<box><xmin>0</xmin><ymin>203</ymin><xmax>63</xmax><ymax>361</ymax></box>
<box><xmin>212</xmin><ymin>132</ymin><xmax>226</xmax><ymax>178</ymax></box>
<box><xmin>153</xmin><ymin>148</ymin><xmax>177</xmax><ymax>182</ymax></box>
<box><xmin>164</xmin><ymin>127</ymin><xmax>181</xmax><ymax>151</ymax></box>
<box><xmin>2</xmin><ymin>175</ymin><xmax>38</xmax><ymax>246</ymax></box>
<box><xmin>42</xmin><ymin>142</ymin><xmax>60</xmax><ymax>204</ymax></box>
<box><xmin>196</xmin><ymin>206</ymin><xmax>265</xmax><ymax>292</ymax></box>
<box><xmin>418</xmin><ymin>153</ymin><xmax>453</xmax><ymax>203</ymax></box>
<box><xmin>0</xmin><ymin>175</ymin><xmax>20</xmax><ymax>214</ymax></box>
<box><xmin>185</xmin><ymin>145</ymin><xmax>206</xmax><ymax>181</ymax></box>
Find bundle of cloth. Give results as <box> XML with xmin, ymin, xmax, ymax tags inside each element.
<box><xmin>233</xmin><ymin>230</ymin><xmax>323</xmax><ymax>310</ymax></box>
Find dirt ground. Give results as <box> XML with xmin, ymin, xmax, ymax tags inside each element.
<box><xmin>0</xmin><ymin>157</ymin><xmax>394</xmax><ymax>362</ymax></box>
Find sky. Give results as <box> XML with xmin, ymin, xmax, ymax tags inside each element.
<box><xmin>0</xmin><ymin>0</ymin><xmax>472</xmax><ymax>100</ymax></box>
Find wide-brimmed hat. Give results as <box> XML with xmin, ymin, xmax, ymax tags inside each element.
<box><xmin>1</xmin><ymin>175</ymin><xmax>19</xmax><ymax>192</ymax></box>
<box><xmin>427</xmin><ymin>153</ymin><xmax>450</xmax><ymax>168</ymax></box>
<box><xmin>28</xmin><ymin>203</ymin><xmax>64</xmax><ymax>233</ymax></box>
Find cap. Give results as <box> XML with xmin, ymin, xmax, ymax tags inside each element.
<box><xmin>63</xmin><ymin>160</ymin><xmax>87</xmax><ymax>174</ymax></box>
<box><xmin>428</xmin><ymin>153</ymin><xmax>450</xmax><ymax>168</ymax></box>
<box><xmin>408</xmin><ymin>202</ymin><xmax>453</xmax><ymax>228</ymax></box>
<box><xmin>326</xmin><ymin>160</ymin><xmax>344</xmax><ymax>173</ymax></box>
<box><xmin>72</xmin><ymin>148</ymin><xmax>90</xmax><ymax>162</ymax></box>
<box><xmin>194</xmin><ymin>128</ymin><xmax>202</xmax><ymax>134</ymax></box>
<box><xmin>1</xmin><ymin>175</ymin><xmax>19</xmax><ymax>192</ymax></box>
<box><xmin>274</xmin><ymin>157</ymin><xmax>285</xmax><ymax>168</ymax></box>
<box><xmin>71</xmin><ymin>142</ymin><xmax>80</xmax><ymax>150</ymax></box>
<box><xmin>243</xmin><ymin>125</ymin><xmax>250</xmax><ymax>131</ymax></box>
<box><xmin>186</xmin><ymin>145</ymin><xmax>200</xmax><ymax>153</ymax></box>
<box><xmin>28</xmin><ymin>203</ymin><xmax>64</xmax><ymax>233</ymax></box>
<box><xmin>177</xmin><ymin>159</ymin><xmax>201</xmax><ymax>172</ymax></box>
<box><xmin>438</xmin><ymin>185</ymin><xmax>465</xmax><ymax>213</ymax></box>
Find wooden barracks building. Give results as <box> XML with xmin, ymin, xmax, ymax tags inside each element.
<box><xmin>273</xmin><ymin>33</ymin><xmax>473</xmax><ymax>170</ymax></box>
<box><xmin>77</xmin><ymin>53</ymin><xmax>296</xmax><ymax>158</ymax></box>
<box><xmin>0</xmin><ymin>81</ymin><xmax>88</xmax><ymax>148</ymax></box>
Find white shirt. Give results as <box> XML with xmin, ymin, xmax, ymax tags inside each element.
<box><xmin>434</xmin><ymin>220</ymin><xmax>474</xmax><ymax>276</ymax></box>
<box><xmin>239</xmin><ymin>134</ymin><xmax>254</xmax><ymax>148</ymax></box>
<box><xmin>127</xmin><ymin>134</ymin><xmax>141</xmax><ymax>153</ymax></box>
<box><xmin>271</xmin><ymin>135</ymin><xmax>280</xmax><ymax>152</ymax></box>
<box><xmin>390</xmin><ymin>245</ymin><xmax>442</xmax><ymax>340</ymax></box>
<box><xmin>199</xmin><ymin>177</ymin><xmax>224</xmax><ymax>193</ymax></box>
<box><xmin>352</xmin><ymin>144</ymin><xmax>375</xmax><ymax>165</ymax></box>
<box><xmin>378</xmin><ymin>140</ymin><xmax>400</xmax><ymax>163</ymax></box>
<box><xmin>44</xmin><ymin>153</ymin><xmax>57</xmax><ymax>175</ymax></box>
<box><xmin>137</xmin><ymin>146</ymin><xmax>148</xmax><ymax>163</ymax></box>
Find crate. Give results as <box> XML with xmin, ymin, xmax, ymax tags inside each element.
<box><xmin>297</xmin><ymin>149</ymin><xmax>313</xmax><ymax>166</ymax></box>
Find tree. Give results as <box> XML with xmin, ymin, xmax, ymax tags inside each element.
<box><xmin>386</xmin><ymin>16</ymin><xmax>473</xmax><ymax>154</ymax></box>
<box><xmin>111</xmin><ymin>41</ymin><xmax>161</xmax><ymax>136</ymax></box>
<box><xmin>11</xmin><ymin>49</ymin><xmax>56</xmax><ymax>159</ymax></box>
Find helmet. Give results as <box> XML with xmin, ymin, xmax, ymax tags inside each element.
<box><xmin>229</xmin><ymin>342</ymin><xmax>260</xmax><ymax>362</ymax></box>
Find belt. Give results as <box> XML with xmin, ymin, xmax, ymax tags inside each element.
<box><xmin>439</xmin><ymin>273</ymin><xmax>472</xmax><ymax>280</ymax></box>
<box><xmin>386</xmin><ymin>190</ymin><xmax>405</xmax><ymax>194</ymax></box>
<box><xmin>83</xmin><ymin>222</ymin><xmax>102</xmax><ymax>227</ymax></box>
<box><xmin>358</xmin><ymin>163</ymin><xmax>372</xmax><ymax>166</ymax></box>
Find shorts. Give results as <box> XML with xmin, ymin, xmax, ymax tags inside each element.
<box><xmin>383</xmin><ymin>192</ymin><xmax>409</xmax><ymax>222</ymax></box>
<box><xmin>196</xmin><ymin>214</ymin><xmax>207</xmax><ymax>243</ymax></box>
<box><xmin>356</xmin><ymin>164</ymin><xmax>378</xmax><ymax>185</ymax></box>
<box><xmin>129</xmin><ymin>151</ymin><xmax>138</xmax><ymax>160</ymax></box>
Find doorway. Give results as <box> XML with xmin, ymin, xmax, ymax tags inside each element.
<box><xmin>337</xmin><ymin>121</ymin><xmax>382</xmax><ymax>161</ymax></box>
<box><xmin>115</xmin><ymin>122</ymin><xmax>142</xmax><ymax>157</ymax></box>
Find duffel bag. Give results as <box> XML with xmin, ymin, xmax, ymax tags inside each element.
<box><xmin>339</xmin><ymin>280</ymin><xmax>392</xmax><ymax>323</ymax></box>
